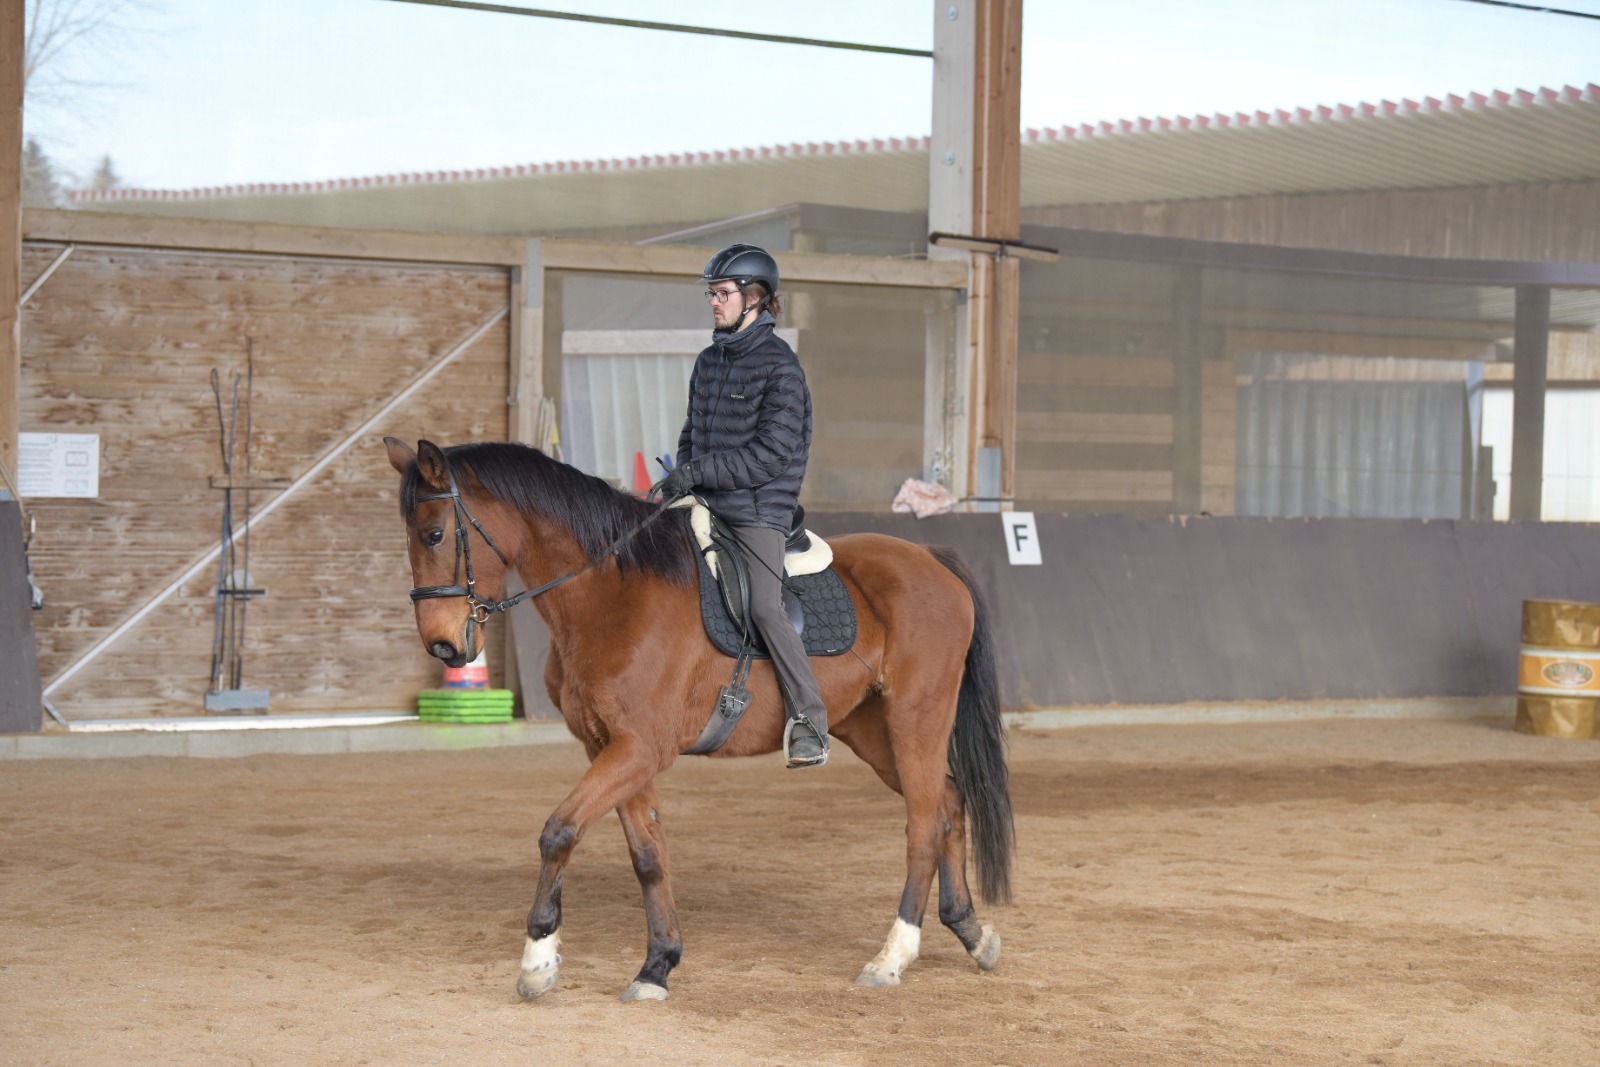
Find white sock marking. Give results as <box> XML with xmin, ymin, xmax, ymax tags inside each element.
<box><xmin>861</xmin><ymin>918</ymin><xmax>920</xmax><ymax>983</ymax></box>
<box><xmin>520</xmin><ymin>930</ymin><xmax>561</xmax><ymax>974</ymax></box>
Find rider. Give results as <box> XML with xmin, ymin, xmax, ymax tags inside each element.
<box><xmin>659</xmin><ymin>243</ymin><xmax>829</xmax><ymax>769</ymax></box>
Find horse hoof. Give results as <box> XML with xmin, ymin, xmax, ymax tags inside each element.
<box><xmin>517</xmin><ymin>966</ymin><xmax>559</xmax><ymax>999</ymax></box>
<box><xmin>854</xmin><ymin>964</ymin><xmax>901</xmax><ymax>988</ymax></box>
<box><xmin>517</xmin><ymin>932</ymin><xmax>561</xmax><ymax>999</ymax></box>
<box><xmin>969</xmin><ymin>924</ymin><xmax>1001</xmax><ymax>971</ymax></box>
<box><xmin>856</xmin><ymin>918</ymin><xmax>918</xmax><ymax>988</ymax></box>
<box><xmin>619</xmin><ymin>981</ymin><xmax>669</xmax><ymax>1002</ymax></box>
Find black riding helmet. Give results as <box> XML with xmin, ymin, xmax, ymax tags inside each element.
<box><xmin>701</xmin><ymin>243</ymin><xmax>780</xmax><ymax>297</ymax></box>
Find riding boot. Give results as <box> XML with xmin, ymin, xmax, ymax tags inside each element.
<box><xmin>778</xmin><ymin>679</ymin><xmax>829</xmax><ymax>769</ymax></box>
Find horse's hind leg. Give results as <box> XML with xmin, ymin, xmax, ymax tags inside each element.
<box><xmin>836</xmin><ymin>704</ymin><xmax>946</xmax><ymax>987</ymax></box>
<box><xmin>615</xmin><ymin>783</ymin><xmax>682</xmax><ymax>1002</ymax></box>
<box><xmin>857</xmin><ymin>761</ymin><xmax>944</xmax><ymax>986</ymax></box>
<box><xmin>936</xmin><ymin>778</ymin><xmax>1001</xmax><ymax>971</ymax></box>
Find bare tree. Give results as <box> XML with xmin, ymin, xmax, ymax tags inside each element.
<box><xmin>24</xmin><ymin>0</ymin><xmax>148</xmax><ymax>107</ymax></box>
<box><xmin>23</xmin><ymin>0</ymin><xmax>151</xmax><ymax>195</ymax></box>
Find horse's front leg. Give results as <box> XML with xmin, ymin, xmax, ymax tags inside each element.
<box><xmin>615</xmin><ymin>782</ymin><xmax>682</xmax><ymax>1002</ymax></box>
<box><xmin>519</xmin><ymin>735</ymin><xmax>657</xmax><ymax>1000</ymax></box>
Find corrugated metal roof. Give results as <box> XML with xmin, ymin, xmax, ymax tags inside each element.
<box><xmin>1022</xmin><ymin>85</ymin><xmax>1600</xmax><ymax>203</ymax></box>
<box><xmin>69</xmin><ymin>83</ymin><xmax>1600</xmax><ymax>229</ymax></box>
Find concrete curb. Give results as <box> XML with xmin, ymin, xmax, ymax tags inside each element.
<box><xmin>1004</xmin><ymin>696</ymin><xmax>1512</xmax><ymax>731</ymax></box>
<box><xmin>0</xmin><ymin>696</ymin><xmax>1515</xmax><ymax>761</ymax></box>
<box><xmin>1</xmin><ymin>719</ymin><xmax>577</xmax><ymax>761</ymax></box>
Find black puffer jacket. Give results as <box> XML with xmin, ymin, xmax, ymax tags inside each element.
<box><xmin>675</xmin><ymin>313</ymin><xmax>812</xmax><ymax>531</ymax></box>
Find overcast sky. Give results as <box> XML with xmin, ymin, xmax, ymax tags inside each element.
<box><xmin>24</xmin><ymin>0</ymin><xmax>1600</xmax><ymax>190</ymax></box>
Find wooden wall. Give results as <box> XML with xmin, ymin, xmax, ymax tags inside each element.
<box><xmin>1023</xmin><ymin>180</ymin><xmax>1600</xmax><ymax>262</ymax></box>
<box><xmin>1014</xmin><ymin>352</ymin><xmax>1234</xmax><ymax>516</ymax></box>
<box><xmin>1015</xmin><ymin>256</ymin><xmax>1237</xmax><ymax>516</ymax></box>
<box><xmin>20</xmin><ymin>242</ymin><xmax>511</xmax><ymax>718</ymax></box>
<box><xmin>792</xmin><ymin>287</ymin><xmax>935</xmax><ymax>510</ymax></box>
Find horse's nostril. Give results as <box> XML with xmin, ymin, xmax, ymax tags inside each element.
<box><xmin>429</xmin><ymin>641</ymin><xmax>458</xmax><ymax>661</ymax></box>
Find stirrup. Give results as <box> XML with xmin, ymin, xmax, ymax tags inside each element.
<box><xmin>782</xmin><ymin>714</ymin><xmax>829</xmax><ymax>769</ymax></box>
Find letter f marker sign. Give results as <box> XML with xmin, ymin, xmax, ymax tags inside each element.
<box><xmin>1002</xmin><ymin>512</ymin><xmax>1043</xmax><ymax>566</ymax></box>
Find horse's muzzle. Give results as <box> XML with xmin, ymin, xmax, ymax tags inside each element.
<box><xmin>429</xmin><ymin>640</ymin><xmax>467</xmax><ymax>667</ymax></box>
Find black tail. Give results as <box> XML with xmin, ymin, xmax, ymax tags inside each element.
<box><xmin>929</xmin><ymin>546</ymin><xmax>1015</xmax><ymax>905</ymax></box>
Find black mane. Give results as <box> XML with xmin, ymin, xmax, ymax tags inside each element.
<box><xmin>400</xmin><ymin>441</ymin><xmax>695</xmax><ymax>586</ymax></box>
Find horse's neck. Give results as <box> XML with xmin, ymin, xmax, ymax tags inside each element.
<box><xmin>513</xmin><ymin>516</ymin><xmax>626</xmax><ymax>628</ymax></box>
<box><xmin>514</xmin><ymin>512</ymin><xmax>686</xmax><ymax>645</ymax></box>
<box><xmin>513</xmin><ymin>515</ymin><xmax>588</xmax><ymax>594</ymax></box>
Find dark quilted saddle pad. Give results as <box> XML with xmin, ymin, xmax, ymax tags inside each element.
<box><xmin>695</xmin><ymin>549</ymin><xmax>857</xmax><ymax>659</ymax></box>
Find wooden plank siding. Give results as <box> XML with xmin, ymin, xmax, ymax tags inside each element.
<box><xmin>20</xmin><ymin>243</ymin><xmax>511</xmax><ymax>718</ymax></box>
<box><xmin>1023</xmin><ymin>179</ymin><xmax>1600</xmax><ymax>263</ymax></box>
<box><xmin>1013</xmin><ymin>352</ymin><xmax>1235</xmax><ymax>515</ymax></box>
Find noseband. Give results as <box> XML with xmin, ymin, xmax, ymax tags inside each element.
<box><xmin>407</xmin><ymin>467</ymin><xmax>678</xmax><ymax>624</ymax></box>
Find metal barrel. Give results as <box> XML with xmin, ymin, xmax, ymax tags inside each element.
<box><xmin>1516</xmin><ymin>599</ymin><xmax>1600</xmax><ymax>739</ymax></box>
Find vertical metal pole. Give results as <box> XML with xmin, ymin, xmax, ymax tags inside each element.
<box><xmin>1509</xmin><ymin>285</ymin><xmax>1550</xmax><ymax>522</ymax></box>
<box><xmin>923</xmin><ymin>289</ymin><xmax>956</xmax><ymax>485</ymax></box>
<box><xmin>1172</xmin><ymin>265</ymin><xmax>1204</xmax><ymax>514</ymax></box>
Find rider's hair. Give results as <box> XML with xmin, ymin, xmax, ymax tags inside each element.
<box><xmin>744</xmin><ymin>282</ymin><xmax>782</xmax><ymax>324</ymax></box>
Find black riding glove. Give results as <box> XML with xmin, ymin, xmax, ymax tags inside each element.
<box><xmin>660</xmin><ymin>461</ymin><xmax>698</xmax><ymax>499</ymax></box>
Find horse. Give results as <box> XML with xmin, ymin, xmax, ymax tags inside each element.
<box><xmin>383</xmin><ymin>437</ymin><xmax>1013</xmax><ymax>1002</ymax></box>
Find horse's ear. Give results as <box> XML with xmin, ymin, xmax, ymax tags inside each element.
<box><xmin>415</xmin><ymin>439</ymin><xmax>450</xmax><ymax>491</ymax></box>
<box><xmin>383</xmin><ymin>436</ymin><xmax>416</xmax><ymax>475</ymax></box>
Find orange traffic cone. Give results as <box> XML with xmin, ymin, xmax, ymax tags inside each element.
<box><xmin>633</xmin><ymin>451</ymin><xmax>652</xmax><ymax>495</ymax></box>
<box><xmin>442</xmin><ymin>649</ymin><xmax>488</xmax><ymax>689</ymax></box>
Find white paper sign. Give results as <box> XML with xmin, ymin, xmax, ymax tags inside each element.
<box><xmin>17</xmin><ymin>433</ymin><xmax>100</xmax><ymax>498</ymax></box>
<box><xmin>1002</xmin><ymin>511</ymin><xmax>1042</xmax><ymax>565</ymax></box>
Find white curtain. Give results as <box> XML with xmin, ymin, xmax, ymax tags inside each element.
<box><xmin>559</xmin><ymin>328</ymin><xmax>798</xmax><ymax>490</ymax></box>
<box><xmin>1482</xmin><ymin>388</ymin><xmax>1600</xmax><ymax>522</ymax></box>
<box><xmin>1235</xmin><ymin>354</ymin><xmax>1478</xmax><ymax>519</ymax></box>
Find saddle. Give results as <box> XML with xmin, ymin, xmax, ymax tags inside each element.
<box><xmin>670</xmin><ymin>498</ymin><xmax>858</xmax><ymax>659</ymax></box>
<box><xmin>671</xmin><ymin>498</ymin><xmax>858</xmax><ymax>755</ymax></box>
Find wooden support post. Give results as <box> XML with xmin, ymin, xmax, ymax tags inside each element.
<box><xmin>508</xmin><ymin>238</ymin><xmax>544</xmax><ymax>443</ymax></box>
<box><xmin>972</xmin><ymin>0</ymin><xmax>1022</xmax><ymax>245</ymax></box>
<box><xmin>929</xmin><ymin>0</ymin><xmax>1022</xmax><ymax>508</ymax></box>
<box><xmin>506</xmin><ymin>239</ymin><xmax>560</xmax><ymax>721</ymax></box>
<box><xmin>505</xmin><ymin>238</ymin><xmax>560</xmax><ymax>719</ymax></box>
<box><xmin>0</xmin><ymin>0</ymin><xmax>22</xmax><ymax>497</ymax></box>
<box><xmin>1172</xmin><ymin>265</ymin><xmax>1204</xmax><ymax>514</ymax></box>
<box><xmin>1510</xmin><ymin>284</ymin><xmax>1550</xmax><ymax>522</ymax></box>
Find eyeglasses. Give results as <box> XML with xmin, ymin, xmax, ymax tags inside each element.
<box><xmin>704</xmin><ymin>287</ymin><xmax>742</xmax><ymax>304</ymax></box>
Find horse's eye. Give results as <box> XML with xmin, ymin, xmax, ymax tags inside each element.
<box><xmin>425</xmin><ymin>529</ymin><xmax>444</xmax><ymax>548</ymax></box>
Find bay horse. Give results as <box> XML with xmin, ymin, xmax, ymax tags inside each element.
<box><xmin>384</xmin><ymin>437</ymin><xmax>1013</xmax><ymax>1001</ymax></box>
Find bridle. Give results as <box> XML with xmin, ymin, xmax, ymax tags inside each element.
<box><xmin>407</xmin><ymin>465</ymin><xmax>678</xmax><ymax>626</ymax></box>
<box><xmin>408</xmin><ymin>472</ymin><xmax>538</xmax><ymax>625</ymax></box>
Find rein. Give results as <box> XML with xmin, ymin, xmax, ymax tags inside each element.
<box><xmin>408</xmin><ymin>469</ymin><xmax>678</xmax><ymax>623</ymax></box>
